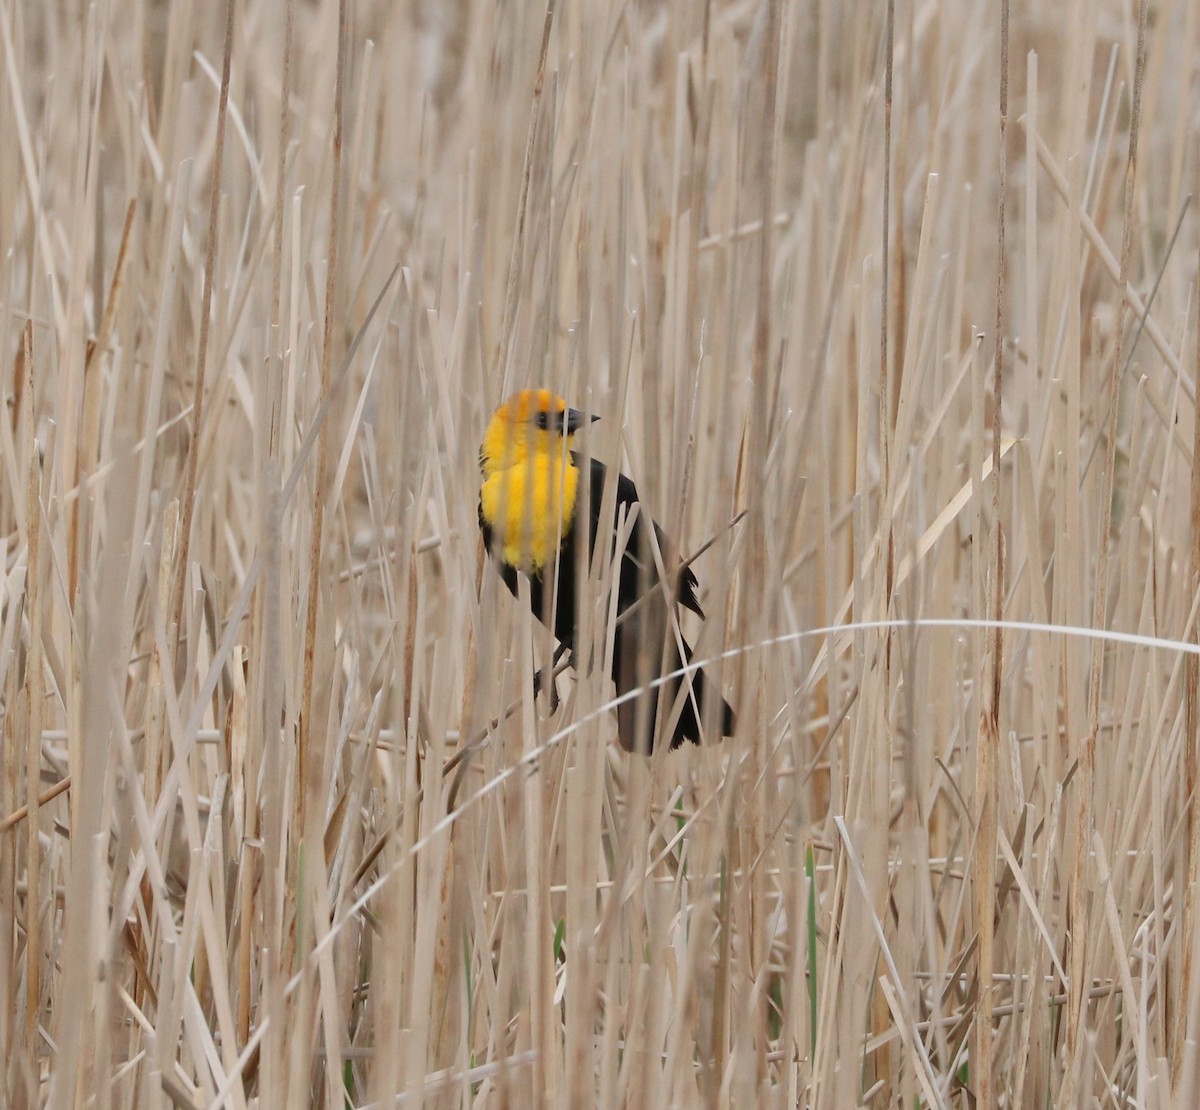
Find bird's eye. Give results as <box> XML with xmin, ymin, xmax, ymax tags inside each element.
<box><xmin>534</xmin><ymin>410</ymin><xmax>559</xmax><ymax>431</ymax></box>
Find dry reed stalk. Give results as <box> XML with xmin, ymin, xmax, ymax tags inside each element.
<box><xmin>974</xmin><ymin>3</ymin><xmax>1009</xmax><ymax>1104</ymax></box>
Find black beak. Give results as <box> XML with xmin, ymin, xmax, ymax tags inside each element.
<box><xmin>565</xmin><ymin>408</ymin><xmax>599</xmax><ymax>434</ymax></box>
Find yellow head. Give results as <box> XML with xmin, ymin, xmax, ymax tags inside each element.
<box><xmin>479</xmin><ymin>389</ymin><xmax>597</xmax><ymax>573</ymax></box>
<box><xmin>479</xmin><ymin>388</ymin><xmax>594</xmax><ymax>476</ymax></box>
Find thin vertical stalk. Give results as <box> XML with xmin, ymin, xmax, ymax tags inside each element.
<box><xmin>299</xmin><ymin>0</ymin><xmax>348</xmax><ymax>830</ymax></box>
<box><xmin>170</xmin><ymin>0</ymin><xmax>236</xmax><ymax>646</ymax></box>
<box><xmin>975</xmin><ymin>3</ymin><xmax>1009</xmax><ymax>1104</ymax></box>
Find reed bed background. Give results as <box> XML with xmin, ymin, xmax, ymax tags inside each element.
<box><xmin>1</xmin><ymin>0</ymin><xmax>1197</xmax><ymax>1104</ymax></box>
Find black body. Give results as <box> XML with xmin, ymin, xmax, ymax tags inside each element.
<box><xmin>480</xmin><ymin>452</ymin><xmax>735</xmax><ymax>753</ymax></box>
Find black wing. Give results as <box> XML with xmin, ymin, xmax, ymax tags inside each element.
<box><xmin>573</xmin><ymin>453</ymin><xmax>703</xmax><ymax>618</ymax></box>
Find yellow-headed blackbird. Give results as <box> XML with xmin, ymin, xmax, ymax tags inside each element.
<box><xmin>478</xmin><ymin>388</ymin><xmax>735</xmax><ymax>754</ymax></box>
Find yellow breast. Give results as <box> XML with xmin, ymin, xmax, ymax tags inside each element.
<box><xmin>481</xmin><ymin>453</ymin><xmax>580</xmax><ymax>573</ymax></box>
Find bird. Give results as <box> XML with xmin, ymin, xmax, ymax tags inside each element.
<box><xmin>478</xmin><ymin>387</ymin><xmax>735</xmax><ymax>754</ymax></box>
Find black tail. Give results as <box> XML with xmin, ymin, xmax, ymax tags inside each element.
<box><xmin>667</xmin><ymin>640</ymin><xmax>736</xmax><ymax>750</ymax></box>
<box><xmin>614</xmin><ymin>635</ymin><xmax>735</xmax><ymax>754</ymax></box>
